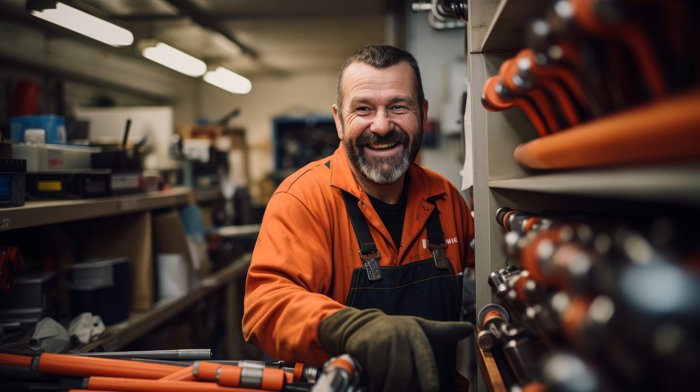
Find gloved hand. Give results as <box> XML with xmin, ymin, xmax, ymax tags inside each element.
<box><xmin>318</xmin><ymin>307</ymin><xmax>473</xmax><ymax>392</ymax></box>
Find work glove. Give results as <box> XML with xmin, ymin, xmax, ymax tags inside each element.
<box><xmin>318</xmin><ymin>307</ymin><xmax>473</xmax><ymax>392</ymax></box>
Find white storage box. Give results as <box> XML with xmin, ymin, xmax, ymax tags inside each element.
<box><xmin>12</xmin><ymin>143</ymin><xmax>101</xmax><ymax>172</ymax></box>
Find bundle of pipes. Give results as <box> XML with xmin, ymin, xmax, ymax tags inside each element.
<box><xmin>0</xmin><ymin>351</ymin><xmax>328</xmax><ymax>392</ymax></box>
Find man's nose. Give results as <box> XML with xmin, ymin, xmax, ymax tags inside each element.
<box><xmin>370</xmin><ymin>109</ymin><xmax>393</xmax><ymax>135</ymax></box>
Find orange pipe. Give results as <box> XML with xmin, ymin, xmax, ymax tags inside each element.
<box><xmin>159</xmin><ymin>365</ymin><xmax>195</xmax><ymax>381</ymax></box>
<box><xmin>194</xmin><ymin>361</ymin><xmax>221</xmax><ymax>381</ymax></box>
<box><xmin>0</xmin><ymin>353</ymin><xmax>33</xmax><ymax>367</ymax></box>
<box><xmin>37</xmin><ymin>353</ymin><xmax>181</xmax><ymax>379</ymax></box>
<box><xmin>87</xmin><ymin>376</ymin><xmax>257</xmax><ymax>392</ymax></box>
<box><xmin>514</xmin><ymin>89</ymin><xmax>700</xmax><ymax>169</ymax></box>
<box><xmin>218</xmin><ymin>365</ymin><xmax>286</xmax><ymax>391</ymax></box>
<box><xmin>195</xmin><ymin>362</ymin><xmax>286</xmax><ymax>391</ymax></box>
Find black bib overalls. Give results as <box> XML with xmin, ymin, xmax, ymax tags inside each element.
<box><xmin>342</xmin><ymin>191</ymin><xmax>463</xmax><ymax>391</ymax></box>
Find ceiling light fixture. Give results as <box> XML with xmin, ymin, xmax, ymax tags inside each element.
<box><xmin>30</xmin><ymin>2</ymin><xmax>133</xmax><ymax>47</ymax></box>
<box><xmin>141</xmin><ymin>42</ymin><xmax>207</xmax><ymax>77</ymax></box>
<box><xmin>203</xmin><ymin>66</ymin><xmax>252</xmax><ymax>94</ymax></box>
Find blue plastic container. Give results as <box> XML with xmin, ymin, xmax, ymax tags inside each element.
<box><xmin>10</xmin><ymin>115</ymin><xmax>66</xmax><ymax>144</ymax></box>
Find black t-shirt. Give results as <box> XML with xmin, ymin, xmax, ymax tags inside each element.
<box><xmin>367</xmin><ymin>183</ymin><xmax>409</xmax><ymax>249</ymax></box>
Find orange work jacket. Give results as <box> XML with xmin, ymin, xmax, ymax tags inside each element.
<box><xmin>242</xmin><ymin>144</ymin><xmax>475</xmax><ymax>365</ymax></box>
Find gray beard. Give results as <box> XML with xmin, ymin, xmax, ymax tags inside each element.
<box><xmin>343</xmin><ymin>128</ymin><xmax>421</xmax><ymax>184</ymax></box>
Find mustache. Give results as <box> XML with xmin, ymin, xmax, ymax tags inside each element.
<box><xmin>356</xmin><ymin>130</ymin><xmax>407</xmax><ymax>147</ymax></box>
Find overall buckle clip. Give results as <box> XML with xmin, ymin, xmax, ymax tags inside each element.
<box><xmin>429</xmin><ymin>243</ymin><xmax>450</xmax><ymax>270</ymax></box>
<box><xmin>360</xmin><ymin>250</ymin><xmax>382</xmax><ymax>281</ymax></box>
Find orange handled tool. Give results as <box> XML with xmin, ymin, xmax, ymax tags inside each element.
<box><xmin>571</xmin><ymin>0</ymin><xmax>667</xmax><ymax>98</ymax></box>
<box><xmin>514</xmin><ymin>48</ymin><xmax>589</xmax><ymax>126</ymax></box>
<box><xmin>482</xmin><ymin>74</ymin><xmax>551</xmax><ymax>138</ymax></box>
<box><xmin>502</xmin><ymin>56</ymin><xmax>568</xmax><ymax>133</ymax></box>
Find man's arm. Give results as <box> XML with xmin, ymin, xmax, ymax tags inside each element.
<box><xmin>243</xmin><ymin>191</ymin><xmax>344</xmax><ymax>364</ymax></box>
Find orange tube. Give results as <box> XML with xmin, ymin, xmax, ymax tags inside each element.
<box><xmin>0</xmin><ymin>353</ymin><xmax>33</xmax><ymax>367</ymax></box>
<box><xmin>87</xmin><ymin>376</ymin><xmax>256</xmax><ymax>392</ymax></box>
<box><xmin>217</xmin><ymin>366</ymin><xmax>241</xmax><ymax>387</ymax></box>
<box><xmin>258</xmin><ymin>368</ymin><xmax>286</xmax><ymax>391</ymax></box>
<box><xmin>159</xmin><ymin>365</ymin><xmax>195</xmax><ymax>381</ymax></box>
<box><xmin>37</xmin><ymin>353</ymin><xmax>181</xmax><ymax>379</ymax></box>
<box><xmin>219</xmin><ymin>365</ymin><xmax>286</xmax><ymax>391</ymax></box>
<box><xmin>194</xmin><ymin>361</ymin><xmax>221</xmax><ymax>382</ymax></box>
<box><xmin>193</xmin><ymin>362</ymin><xmax>285</xmax><ymax>391</ymax></box>
<box><xmin>514</xmin><ymin>89</ymin><xmax>700</xmax><ymax>169</ymax></box>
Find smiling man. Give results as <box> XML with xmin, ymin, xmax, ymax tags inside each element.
<box><xmin>243</xmin><ymin>45</ymin><xmax>475</xmax><ymax>391</ymax></box>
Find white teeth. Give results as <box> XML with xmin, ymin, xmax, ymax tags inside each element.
<box><xmin>369</xmin><ymin>143</ymin><xmax>396</xmax><ymax>150</ymax></box>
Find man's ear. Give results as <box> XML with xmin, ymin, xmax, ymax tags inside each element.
<box><xmin>422</xmin><ymin>99</ymin><xmax>430</xmax><ymax>128</ymax></box>
<box><xmin>332</xmin><ymin>104</ymin><xmax>343</xmax><ymax>140</ymax></box>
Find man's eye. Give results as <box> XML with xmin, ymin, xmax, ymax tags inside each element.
<box><xmin>355</xmin><ymin>106</ymin><xmax>372</xmax><ymax>114</ymax></box>
<box><xmin>389</xmin><ymin>105</ymin><xmax>409</xmax><ymax>113</ymax></box>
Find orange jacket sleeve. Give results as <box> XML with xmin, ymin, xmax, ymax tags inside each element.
<box><xmin>242</xmin><ymin>191</ymin><xmax>343</xmax><ymax>365</ymax></box>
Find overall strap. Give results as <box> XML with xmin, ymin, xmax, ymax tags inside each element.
<box><xmin>341</xmin><ymin>191</ymin><xmax>382</xmax><ymax>281</ymax></box>
<box><xmin>426</xmin><ymin>196</ymin><xmax>450</xmax><ymax>270</ymax></box>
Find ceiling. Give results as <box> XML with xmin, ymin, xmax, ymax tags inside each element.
<box><xmin>3</xmin><ymin>0</ymin><xmax>412</xmax><ymax>78</ymax></box>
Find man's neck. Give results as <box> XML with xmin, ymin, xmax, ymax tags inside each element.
<box><xmin>352</xmin><ymin>168</ymin><xmax>405</xmax><ymax>205</ymax></box>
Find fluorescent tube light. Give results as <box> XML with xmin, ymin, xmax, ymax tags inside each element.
<box><xmin>141</xmin><ymin>42</ymin><xmax>207</xmax><ymax>77</ymax></box>
<box><xmin>203</xmin><ymin>67</ymin><xmax>252</xmax><ymax>94</ymax></box>
<box><xmin>31</xmin><ymin>2</ymin><xmax>133</xmax><ymax>47</ymax></box>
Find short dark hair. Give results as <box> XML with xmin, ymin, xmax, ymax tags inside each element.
<box><xmin>335</xmin><ymin>44</ymin><xmax>425</xmax><ymax>112</ymax></box>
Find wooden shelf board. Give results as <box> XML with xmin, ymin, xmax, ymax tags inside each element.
<box><xmin>194</xmin><ymin>187</ymin><xmax>223</xmax><ymax>203</ymax></box>
<box><xmin>0</xmin><ymin>187</ymin><xmax>193</xmax><ymax>232</ymax></box>
<box><xmin>489</xmin><ymin>164</ymin><xmax>700</xmax><ymax>204</ymax></box>
<box><xmin>478</xmin><ymin>0</ymin><xmax>549</xmax><ymax>53</ymax></box>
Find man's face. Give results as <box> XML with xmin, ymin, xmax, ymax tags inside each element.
<box><xmin>333</xmin><ymin>62</ymin><xmax>427</xmax><ymax>185</ymax></box>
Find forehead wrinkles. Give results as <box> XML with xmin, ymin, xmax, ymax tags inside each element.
<box><xmin>341</xmin><ymin>63</ymin><xmax>416</xmax><ymax>107</ymax></box>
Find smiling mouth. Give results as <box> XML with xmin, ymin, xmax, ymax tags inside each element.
<box><xmin>366</xmin><ymin>142</ymin><xmax>400</xmax><ymax>151</ymax></box>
